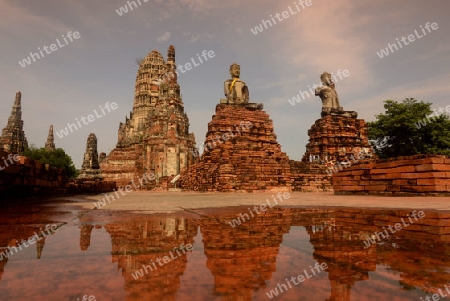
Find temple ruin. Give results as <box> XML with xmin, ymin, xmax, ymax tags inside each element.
<box><xmin>303</xmin><ymin>71</ymin><xmax>374</xmax><ymax>165</ymax></box>
<box><xmin>179</xmin><ymin>65</ymin><xmax>376</xmax><ymax>192</ymax></box>
<box><xmin>0</xmin><ymin>55</ymin><xmax>375</xmax><ymax>194</ymax></box>
<box><xmin>101</xmin><ymin>45</ymin><xmax>197</xmax><ymax>187</ymax></box>
<box><xmin>78</xmin><ymin>133</ymin><xmax>102</xmax><ymax>180</ymax></box>
<box><xmin>182</xmin><ymin>63</ymin><xmax>291</xmax><ymax>192</ymax></box>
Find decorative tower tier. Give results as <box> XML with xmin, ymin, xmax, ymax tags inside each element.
<box><xmin>302</xmin><ymin>114</ymin><xmax>373</xmax><ymax>164</ymax></box>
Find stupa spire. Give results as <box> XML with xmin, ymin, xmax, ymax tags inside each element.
<box><xmin>0</xmin><ymin>91</ymin><xmax>28</xmax><ymax>153</ymax></box>
<box><xmin>45</xmin><ymin>125</ymin><xmax>56</xmax><ymax>150</ymax></box>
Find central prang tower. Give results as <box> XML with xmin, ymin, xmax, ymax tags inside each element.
<box><xmin>118</xmin><ymin>46</ymin><xmax>184</xmax><ymax>147</ymax></box>
<box><xmin>101</xmin><ymin>45</ymin><xmax>197</xmax><ymax>186</ymax></box>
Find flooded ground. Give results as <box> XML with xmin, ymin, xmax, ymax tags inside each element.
<box><xmin>1</xmin><ymin>198</ymin><xmax>450</xmax><ymax>301</ymax></box>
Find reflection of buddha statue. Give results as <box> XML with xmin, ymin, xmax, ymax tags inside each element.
<box><xmin>315</xmin><ymin>72</ymin><xmax>357</xmax><ymax>118</ymax></box>
<box><xmin>223</xmin><ymin>63</ymin><xmax>249</xmax><ymax>104</ymax></box>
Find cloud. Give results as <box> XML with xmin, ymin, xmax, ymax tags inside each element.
<box><xmin>155</xmin><ymin>0</ymin><xmax>243</xmax><ymax>15</ymax></box>
<box><xmin>0</xmin><ymin>0</ymin><xmax>71</xmax><ymax>37</ymax></box>
<box><xmin>157</xmin><ymin>32</ymin><xmax>171</xmax><ymax>43</ymax></box>
<box><xmin>183</xmin><ymin>32</ymin><xmax>216</xmax><ymax>43</ymax></box>
<box><xmin>273</xmin><ymin>0</ymin><xmax>375</xmax><ymax>91</ymax></box>
<box><xmin>178</xmin><ymin>0</ymin><xmax>216</xmax><ymax>14</ymax></box>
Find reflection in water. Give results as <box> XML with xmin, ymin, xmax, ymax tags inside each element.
<box><xmin>103</xmin><ymin>215</ymin><xmax>197</xmax><ymax>300</ymax></box>
<box><xmin>0</xmin><ymin>205</ymin><xmax>449</xmax><ymax>300</ymax></box>
<box><xmin>198</xmin><ymin>208</ymin><xmax>291</xmax><ymax>300</ymax></box>
<box><xmin>0</xmin><ymin>221</ymin><xmax>50</xmax><ymax>281</ymax></box>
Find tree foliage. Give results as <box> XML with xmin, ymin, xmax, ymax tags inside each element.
<box><xmin>21</xmin><ymin>146</ymin><xmax>78</xmax><ymax>178</ymax></box>
<box><xmin>367</xmin><ymin>98</ymin><xmax>450</xmax><ymax>158</ymax></box>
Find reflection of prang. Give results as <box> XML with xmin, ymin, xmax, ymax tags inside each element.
<box><xmin>80</xmin><ymin>224</ymin><xmax>94</xmax><ymax>251</ymax></box>
<box><xmin>103</xmin><ymin>216</ymin><xmax>197</xmax><ymax>300</ymax></box>
<box><xmin>0</xmin><ymin>255</ymin><xmax>7</xmax><ymax>281</ymax></box>
<box><xmin>36</xmin><ymin>236</ymin><xmax>46</xmax><ymax>259</ymax></box>
<box><xmin>96</xmin><ymin>208</ymin><xmax>450</xmax><ymax>300</ymax></box>
<box><xmin>0</xmin><ymin>226</ymin><xmax>47</xmax><ymax>282</ymax></box>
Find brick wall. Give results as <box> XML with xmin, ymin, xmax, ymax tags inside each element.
<box><xmin>290</xmin><ymin>160</ymin><xmax>333</xmax><ymax>192</ymax></box>
<box><xmin>0</xmin><ymin>151</ymin><xmax>69</xmax><ymax>201</ymax></box>
<box><xmin>333</xmin><ymin>155</ymin><xmax>450</xmax><ymax>196</ymax></box>
<box><xmin>0</xmin><ymin>151</ymin><xmax>116</xmax><ymax>202</ymax></box>
<box><xmin>68</xmin><ymin>179</ymin><xmax>117</xmax><ymax>195</ymax></box>
<box><xmin>291</xmin><ymin>173</ymin><xmax>333</xmax><ymax>192</ymax></box>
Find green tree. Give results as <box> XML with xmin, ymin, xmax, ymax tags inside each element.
<box><xmin>367</xmin><ymin>98</ymin><xmax>450</xmax><ymax>159</ymax></box>
<box><xmin>21</xmin><ymin>146</ymin><xmax>78</xmax><ymax>178</ymax></box>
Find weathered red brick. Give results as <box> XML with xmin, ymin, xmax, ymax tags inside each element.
<box><xmin>417</xmin><ymin>179</ymin><xmax>450</xmax><ymax>186</ymax></box>
<box><xmin>416</xmin><ymin>164</ymin><xmax>450</xmax><ymax>172</ymax></box>
<box><xmin>376</xmin><ymin>161</ymin><xmax>400</xmax><ymax>168</ymax></box>
<box><xmin>351</xmin><ymin>170</ymin><xmax>365</xmax><ymax>176</ymax></box>
<box><xmin>401</xmin><ymin>172</ymin><xmax>446</xmax><ymax>179</ymax></box>
<box><xmin>385</xmin><ymin>172</ymin><xmax>402</xmax><ymax>179</ymax></box>
<box><xmin>393</xmin><ymin>179</ymin><xmax>417</xmax><ymax>186</ymax></box>
<box><xmin>401</xmin><ymin>185</ymin><xmax>447</xmax><ymax>192</ymax></box>
<box><xmin>371</xmin><ymin>174</ymin><xmax>386</xmax><ymax>180</ymax></box>
<box><xmin>337</xmin><ymin>180</ymin><xmax>359</xmax><ymax>186</ymax></box>
<box><xmin>366</xmin><ymin>185</ymin><xmax>387</xmax><ymax>191</ymax></box>
<box><xmin>341</xmin><ymin>185</ymin><xmax>365</xmax><ymax>191</ymax></box>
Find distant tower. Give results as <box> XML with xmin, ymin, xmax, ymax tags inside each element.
<box><xmin>0</xmin><ymin>91</ymin><xmax>28</xmax><ymax>153</ymax></box>
<box><xmin>78</xmin><ymin>133</ymin><xmax>103</xmax><ymax>179</ymax></box>
<box><xmin>45</xmin><ymin>125</ymin><xmax>56</xmax><ymax>151</ymax></box>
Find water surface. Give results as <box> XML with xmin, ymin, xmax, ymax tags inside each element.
<box><xmin>0</xmin><ymin>200</ymin><xmax>449</xmax><ymax>300</ymax></box>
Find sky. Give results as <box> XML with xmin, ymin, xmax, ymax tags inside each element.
<box><xmin>1</xmin><ymin>0</ymin><xmax>449</xmax><ymax>168</ymax></box>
